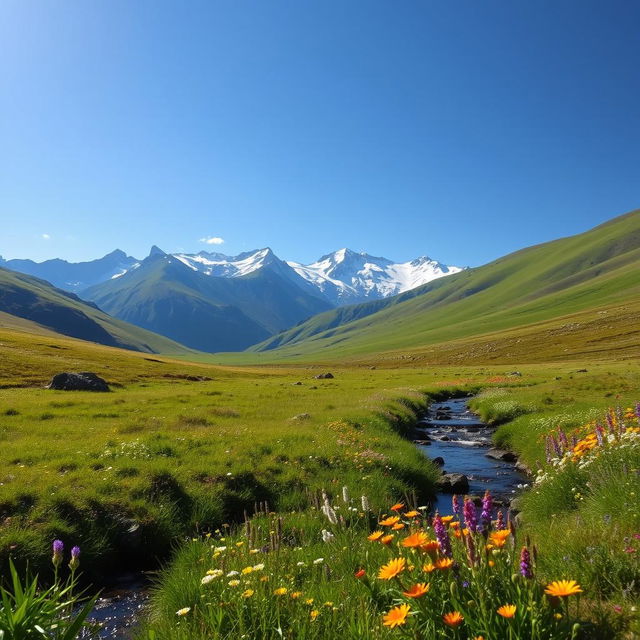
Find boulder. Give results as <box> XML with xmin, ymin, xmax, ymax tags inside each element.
<box><xmin>47</xmin><ymin>372</ymin><xmax>110</xmax><ymax>392</ymax></box>
<box><xmin>432</xmin><ymin>456</ymin><xmax>445</xmax><ymax>467</ymax></box>
<box><xmin>486</xmin><ymin>448</ymin><xmax>517</xmax><ymax>463</ymax></box>
<box><xmin>437</xmin><ymin>473</ymin><xmax>469</xmax><ymax>493</ymax></box>
<box><xmin>313</xmin><ymin>372</ymin><xmax>334</xmax><ymax>379</ymax></box>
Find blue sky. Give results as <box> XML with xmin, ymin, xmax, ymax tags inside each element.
<box><xmin>1</xmin><ymin>0</ymin><xmax>638</xmax><ymax>267</ymax></box>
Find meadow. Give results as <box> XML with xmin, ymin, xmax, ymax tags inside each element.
<box><xmin>1</xmin><ymin>325</ymin><xmax>639</xmax><ymax>637</ymax></box>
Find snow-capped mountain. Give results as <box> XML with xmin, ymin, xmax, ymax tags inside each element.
<box><xmin>287</xmin><ymin>248</ymin><xmax>462</xmax><ymax>305</ymax></box>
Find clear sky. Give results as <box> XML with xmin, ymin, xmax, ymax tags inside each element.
<box><xmin>1</xmin><ymin>0</ymin><xmax>638</xmax><ymax>267</ymax></box>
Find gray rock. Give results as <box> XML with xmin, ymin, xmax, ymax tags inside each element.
<box><xmin>314</xmin><ymin>372</ymin><xmax>335</xmax><ymax>379</ymax></box>
<box><xmin>486</xmin><ymin>448</ymin><xmax>517</xmax><ymax>463</ymax></box>
<box><xmin>437</xmin><ymin>473</ymin><xmax>469</xmax><ymax>493</ymax></box>
<box><xmin>47</xmin><ymin>372</ymin><xmax>110</xmax><ymax>392</ymax></box>
<box><xmin>433</xmin><ymin>456</ymin><xmax>445</xmax><ymax>467</ymax></box>
<box><xmin>291</xmin><ymin>413</ymin><xmax>311</xmax><ymax>421</ymax></box>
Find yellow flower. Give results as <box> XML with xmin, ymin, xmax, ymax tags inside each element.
<box><xmin>497</xmin><ymin>604</ymin><xmax>517</xmax><ymax>618</ymax></box>
<box><xmin>382</xmin><ymin>603</ymin><xmax>410</xmax><ymax>628</ymax></box>
<box><xmin>368</xmin><ymin>530</ymin><xmax>384</xmax><ymax>542</ymax></box>
<box><xmin>402</xmin><ymin>582</ymin><xmax>430</xmax><ymax>598</ymax></box>
<box><xmin>392</xmin><ymin>522</ymin><xmax>405</xmax><ymax>530</ymax></box>
<box><xmin>441</xmin><ymin>515</ymin><xmax>454</xmax><ymax>523</ymax></box>
<box><xmin>242</xmin><ymin>589</ymin><xmax>254</xmax><ymax>598</ymax></box>
<box><xmin>404</xmin><ymin>510</ymin><xmax>420</xmax><ymax>518</ymax></box>
<box><xmin>241</xmin><ymin>566</ymin><xmax>253</xmax><ymax>575</ymax></box>
<box><xmin>323</xmin><ymin>601</ymin><xmax>334</xmax><ymax>607</ymax></box>
<box><xmin>378</xmin><ymin>557</ymin><xmax>406</xmax><ymax>580</ymax></box>
<box><xmin>291</xmin><ymin>591</ymin><xmax>302</xmax><ymax>599</ymax></box>
<box><xmin>228</xmin><ymin>579</ymin><xmax>240</xmax><ymax>587</ymax></box>
<box><xmin>434</xmin><ymin>558</ymin><xmax>454</xmax><ymax>570</ymax></box>
<box><xmin>176</xmin><ymin>607</ymin><xmax>191</xmax><ymax>616</ymax></box>
<box><xmin>443</xmin><ymin>611</ymin><xmax>464</xmax><ymax>627</ymax></box>
<box><xmin>310</xmin><ymin>609</ymin><xmax>319</xmax><ymax>621</ymax></box>
<box><xmin>305</xmin><ymin>598</ymin><xmax>314</xmax><ymax>605</ymax></box>
<box><xmin>274</xmin><ymin>587</ymin><xmax>288</xmax><ymax>596</ymax></box>
<box><xmin>402</xmin><ymin>531</ymin><xmax>429</xmax><ymax>548</ymax></box>
<box><xmin>381</xmin><ymin>534</ymin><xmax>394</xmax><ymax>545</ymax></box>
<box><xmin>544</xmin><ymin>580</ymin><xmax>583</xmax><ymax>597</ymax></box>
<box><xmin>489</xmin><ymin>530</ymin><xmax>511</xmax><ymax>548</ymax></box>
<box><xmin>423</xmin><ymin>562</ymin><xmax>435</xmax><ymax>573</ymax></box>
<box><xmin>379</xmin><ymin>516</ymin><xmax>401</xmax><ymax>527</ymax></box>
<box><xmin>390</xmin><ymin>502</ymin><xmax>405</xmax><ymax>512</ymax></box>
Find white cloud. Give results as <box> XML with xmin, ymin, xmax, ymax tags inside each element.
<box><xmin>199</xmin><ymin>236</ymin><xmax>225</xmax><ymax>245</ymax></box>
<box><xmin>41</xmin><ymin>233</ymin><xmax>51</xmax><ymax>240</ymax></box>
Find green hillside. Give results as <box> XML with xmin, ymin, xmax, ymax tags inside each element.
<box><xmin>0</xmin><ymin>267</ymin><xmax>190</xmax><ymax>354</ymax></box>
<box><xmin>247</xmin><ymin>209</ymin><xmax>640</xmax><ymax>359</ymax></box>
<box><xmin>83</xmin><ymin>253</ymin><xmax>332</xmax><ymax>351</ymax></box>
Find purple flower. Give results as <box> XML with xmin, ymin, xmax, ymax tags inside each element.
<box><xmin>71</xmin><ymin>546</ymin><xmax>80</xmax><ymax>558</ymax></box>
<box><xmin>452</xmin><ymin>494</ymin><xmax>460</xmax><ymax>515</ymax></box>
<box><xmin>520</xmin><ymin>546</ymin><xmax>533</xmax><ymax>579</ymax></box>
<box><xmin>463</xmin><ymin>497</ymin><xmax>478</xmax><ymax>533</ymax></box>
<box><xmin>69</xmin><ymin>545</ymin><xmax>81</xmax><ymax>570</ymax></box>
<box><xmin>53</xmin><ymin>539</ymin><xmax>64</xmax><ymax>554</ymax></box>
<box><xmin>558</xmin><ymin>430</ymin><xmax>568</xmax><ymax>451</ymax></box>
<box><xmin>634</xmin><ymin>403</ymin><xmax>640</xmax><ymax>422</ymax></box>
<box><xmin>596</xmin><ymin>424</ymin><xmax>605</xmax><ymax>447</ymax></box>
<box><xmin>52</xmin><ymin>539</ymin><xmax>64</xmax><ymax>569</ymax></box>
<box><xmin>433</xmin><ymin>513</ymin><xmax>453</xmax><ymax>558</ymax></box>
<box><xmin>481</xmin><ymin>491</ymin><xmax>492</xmax><ymax>530</ymax></box>
<box><xmin>496</xmin><ymin>509</ymin><xmax>505</xmax><ymax>530</ymax></box>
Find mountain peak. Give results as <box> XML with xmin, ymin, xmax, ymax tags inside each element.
<box><xmin>148</xmin><ymin>245</ymin><xmax>166</xmax><ymax>257</ymax></box>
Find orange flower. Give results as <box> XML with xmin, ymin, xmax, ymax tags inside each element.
<box><xmin>419</xmin><ymin>540</ymin><xmax>440</xmax><ymax>554</ymax></box>
<box><xmin>441</xmin><ymin>515</ymin><xmax>454</xmax><ymax>523</ymax></box>
<box><xmin>489</xmin><ymin>530</ymin><xmax>511</xmax><ymax>548</ymax></box>
<box><xmin>435</xmin><ymin>558</ymin><xmax>454</xmax><ymax>570</ymax></box>
<box><xmin>381</xmin><ymin>534</ymin><xmax>394</xmax><ymax>545</ymax></box>
<box><xmin>497</xmin><ymin>604</ymin><xmax>517</xmax><ymax>618</ymax></box>
<box><xmin>390</xmin><ymin>502</ymin><xmax>405</xmax><ymax>512</ymax></box>
<box><xmin>423</xmin><ymin>562</ymin><xmax>436</xmax><ymax>573</ymax></box>
<box><xmin>378</xmin><ymin>557</ymin><xmax>406</xmax><ymax>580</ymax></box>
<box><xmin>403</xmin><ymin>582</ymin><xmax>430</xmax><ymax>598</ymax></box>
<box><xmin>382</xmin><ymin>603</ymin><xmax>410</xmax><ymax>628</ymax></box>
<box><xmin>404</xmin><ymin>510</ymin><xmax>420</xmax><ymax>518</ymax></box>
<box><xmin>449</xmin><ymin>521</ymin><xmax>460</xmax><ymax>529</ymax></box>
<box><xmin>443</xmin><ymin>611</ymin><xmax>464</xmax><ymax>627</ymax></box>
<box><xmin>544</xmin><ymin>580</ymin><xmax>583</xmax><ymax>597</ymax></box>
<box><xmin>379</xmin><ymin>516</ymin><xmax>401</xmax><ymax>527</ymax></box>
<box><xmin>402</xmin><ymin>531</ymin><xmax>429</xmax><ymax>548</ymax></box>
<box><xmin>392</xmin><ymin>523</ymin><xmax>405</xmax><ymax>530</ymax></box>
<box><xmin>368</xmin><ymin>531</ymin><xmax>383</xmax><ymax>542</ymax></box>
<box><xmin>354</xmin><ymin>569</ymin><xmax>366</xmax><ymax>579</ymax></box>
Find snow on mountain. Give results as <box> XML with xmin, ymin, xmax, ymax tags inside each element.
<box><xmin>287</xmin><ymin>248</ymin><xmax>462</xmax><ymax>305</ymax></box>
<box><xmin>173</xmin><ymin>248</ymin><xmax>278</xmax><ymax>277</ymax></box>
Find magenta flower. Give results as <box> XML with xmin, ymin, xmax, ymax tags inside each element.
<box><xmin>463</xmin><ymin>497</ymin><xmax>478</xmax><ymax>533</ymax></box>
<box><xmin>520</xmin><ymin>546</ymin><xmax>533</xmax><ymax>579</ymax></box>
<box><xmin>433</xmin><ymin>513</ymin><xmax>453</xmax><ymax>558</ymax></box>
<box><xmin>481</xmin><ymin>491</ymin><xmax>492</xmax><ymax>530</ymax></box>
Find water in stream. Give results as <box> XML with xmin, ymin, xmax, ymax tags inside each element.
<box><xmin>414</xmin><ymin>397</ymin><xmax>526</xmax><ymax>515</ymax></box>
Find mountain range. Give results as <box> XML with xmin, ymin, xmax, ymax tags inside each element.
<box><xmin>0</xmin><ymin>247</ymin><xmax>460</xmax><ymax>351</ymax></box>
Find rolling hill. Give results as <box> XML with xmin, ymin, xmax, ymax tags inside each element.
<box><xmin>247</xmin><ymin>209</ymin><xmax>640</xmax><ymax>360</ymax></box>
<box><xmin>0</xmin><ymin>267</ymin><xmax>190</xmax><ymax>354</ymax></box>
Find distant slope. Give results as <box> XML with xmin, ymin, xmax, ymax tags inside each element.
<box><xmin>83</xmin><ymin>251</ymin><xmax>332</xmax><ymax>351</ymax></box>
<box><xmin>0</xmin><ymin>267</ymin><xmax>190</xmax><ymax>354</ymax></box>
<box><xmin>249</xmin><ymin>210</ymin><xmax>640</xmax><ymax>358</ymax></box>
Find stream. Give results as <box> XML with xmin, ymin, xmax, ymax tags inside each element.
<box><xmin>414</xmin><ymin>397</ymin><xmax>527</xmax><ymax>515</ymax></box>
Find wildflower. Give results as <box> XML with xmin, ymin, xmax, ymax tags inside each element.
<box><xmin>496</xmin><ymin>509</ymin><xmax>505</xmax><ymax>530</ymax></box>
<box><xmin>206</xmin><ymin>569</ymin><xmax>223</xmax><ymax>577</ymax></box>
<box><xmin>69</xmin><ymin>546</ymin><xmax>80</xmax><ymax>571</ymax></box>
<box><xmin>520</xmin><ymin>547</ymin><xmax>533</xmax><ymax>579</ymax></box>
<box><xmin>310</xmin><ymin>610</ymin><xmax>319</xmax><ymax>621</ymax></box>
<box><xmin>176</xmin><ymin>607</ymin><xmax>191</xmax><ymax>616</ymax></box>
<box><xmin>489</xmin><ymin>530</ymin><xmax>511</xmax><ymax>548</ymax></box>
<box><xmin>497</xmin><ymin>604</ymin><xmax>517</xmax><ymax>618</ymax></box>
<box><xmin>313</xmin><ymin>558</ymin><xmax>324</xmax><ymax>565</ymax></box>
<box><xmin>452</xmin><ymin>494</ymin><xmax>460</xmax><ymax>514</ymax></box>
<box><xmin>544</xmin><ymin>580</ymin><xmax>583</xmax><ymax>597</ymax></box>
<box><xmin>227</xmin><ymin>570</ymin><xmax>239</xmax><ymax>577</ymax></box>
<box><xmin>297</xmin><ymin>561</ymin><xmax>306</xmax><ymax>566</ymax></box>
<box><xmin>291</xmin><ymin>591</ymin><xmax>302</xmax><ymax>599</ymax></box>
<box><xmin>228</xmin><ymin>579</ymin><xmax>240</xmax><ymax>587</ymax></box>
<box><xmin>392</xmin><ymin>522</ymin><xmax>405</xmax><ymax>530</ymax></box>
<box><xmin>368</xmin><ymin>530</ymin><xmax>384</xmax><ymax>542</ymax></box>
<box><xmin>443</xmin><ymin>611</ymin><xmax>464</xmax><ymax>627</ymax></box>
<box><xmin>383</xmin><ymin>603</ymin><xmax>410</xmax><ymax>628</ymax></box>
<box><xmin>423</xmin><ymin>562</ymin><xmax>435</xmax><ymax>573</ymax></box>
<box><xmin>361</xmin><ymin>495</ymin><xmax>370</xmax><ymax>511</ymax></box>
<box><xmin>378</xmin><ymin>557</ymin><xmax>406</xmax><ymax>580</ymax></box>
<box><xmin>402</xmin><ymin>531</ymin><xmax>429</xmax><ymax>548</ymax></box>
<box><xmin>242</xmin><ymin>589</ymin><xmax>254</xmax><ymax>598</ymax></box>
<box><xmin>390</xmin><ymin>502</ymin><xmax>405</xmax><ymax>512</ymax></box>
<box><xmin>342</xmin><ymin>486</ymin><xmax>350</xmax><ymax>503</ymax></box>
<box><xmin>354</xmin><ymin>569</ymin><xmax>366</xmax><ymax>579</ymax></box>
<box><xmin>379</xmin><ymin>516</ymin><xmax>400</xmax><ymax>527</ymax></box>
<box><xmin>463</xmin><ymin>498</ymin><xmax>478</xmax><ymax>533</ymax></box>
<box><xmin>481</xmin><ymin>491</ymin><xmax>493</xmax><ymax>530</ymax></box>
<box><xmin>435</xmin><ymin>558</ymin><xmax>454</xmax><ymax>570</ymax></box>
<box><xmin>323</xmin><ymin>601</ymin><xmax>334</xmax><ymax>607</ymax></box>
<box><xmin>321</xmin><ymin>503</ymin><xmax>338</xmax><ymax>525</ymax></box>
<box><xmin>381</xmin><ymin>534</ymin><xmax>394</xmax><ymax>545</ymax></box>
<box><xmin>305</xmin><ymin>598</ymin><xmax>314</xmax><ymax>605</ymax></box>
<box><xmin>252</xmin><ymin>563</ymin><xmax>265</xmax><ymax>571</ymax></box>
<box><xmin>321</xmin><ymin>529</ymin><xmax>335</xmax><ymax>543</ymax></box>
<box><xmin>241</xmin><ymin>566</ymin><xmax>253</xmax><ymax>575</ymax></box>
<box><xmin>201</xmin><ymin>574</ymin><xmax>216</xmax><ymax>585</ymax></box>
<box><xmin>404</xmin><ymin>510</ymin><xmax>420</xmax><ymax>517</ymax></box>
<box><xmin>403</xmin><ymin>583</ymin><xmax>430</xmax><ymax>598</ymax></box>
<box><xmin>420</xmin><ymin>540</ymin><xmax>440</xmax><ymax>555</ymax></box>
<box><xmin>52</xmin><ymin>539</ymin><xmax>64</xmax><ymax>568</ymax></box>
<box><xmin>433</xmin><ymin>514</ymin><xmax>453</xmax><ymax>558</ymax></box>
<box><xmin>214</xmin><ymin>546</ymin><xmax>227</xmax><ymax>552</ymax></box>
<box><xmin>274</xmin><ymin>587</ymin><xmax>288</xmax><ymax>595</ymax></box>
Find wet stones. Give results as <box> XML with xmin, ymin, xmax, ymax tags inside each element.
<box><xmin>437</xmin><ymin>473</ymin><xmax>469</xmax><ymax>493</ymax></box>
<box><xmin>486</xmin><ymin>448</ymin><xmax>518</xmax><ymax>463</ymax></box>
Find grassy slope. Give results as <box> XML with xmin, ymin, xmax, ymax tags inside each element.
<box><xmin>0</xmin><ymin>267</ymin><xmax>190</xmax><ymax>354</ymax></box>
<box><xmin>241</xmin><ymin>210</ymin><xmax>640</xmax><ymax>362</ymax></box>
